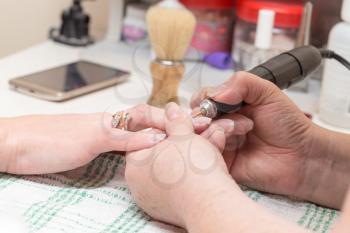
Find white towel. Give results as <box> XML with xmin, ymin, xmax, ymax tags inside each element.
<box><xmin>0</xmin><ymin>153</ymin><xmax>339</xmax><ymax>233</ymax></box>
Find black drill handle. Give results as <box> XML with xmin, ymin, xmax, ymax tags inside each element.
<box><xmin>212</xmin><ymin>46</ymin><xmax>322</xmax><ymax>115</ymax></box>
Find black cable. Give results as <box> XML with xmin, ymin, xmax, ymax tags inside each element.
<box><xmin>333</xmin><ymin>53</ymin><xmax>350</xmax><ymax>70</ymax></box>
<box><xmin>319</xmin><ymin>49</ymin><xmax>350</xmax><ymax>70</ymax></box>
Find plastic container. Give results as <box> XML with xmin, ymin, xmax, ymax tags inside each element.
<box><xmin>319</xmin><ymin>0</ymin><xmax>350</xmax><ymax>129</ymax></box>
<box><xmin>180</xmin><ymin>0</ymin><xmax>236</xmax><ymax>56</ymax></box>
<box><xmin>247</xmin><ymin>9</ymin><xmax>276</xmax><ymax>69</ymax></box>
<box><xmin>122</xmin><ymin>3</ymin><xmax>148</xmax><ymax>44</ymax></box>
<box><xmin>233</xmin><ymin>0</ymin><xmax>303</xmax><ymax>70</ymax></box>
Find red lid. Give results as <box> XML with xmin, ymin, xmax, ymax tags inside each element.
<box><xmin>237</xmin><ymin>0</ymin><xmax>303</xmax><ymax>28</ymax></box>
<box><xmin>180</xmin><ymin>0</ymin><xmax>236</xmax><ymax>9</ymax></box>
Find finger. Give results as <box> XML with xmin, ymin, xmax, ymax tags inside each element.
<box><xmin>191</xmin><ymin>104</ymin><xmax>254</xmax><ymax>135</ymax></box>
<box><xmin>191</xmin><ymin>107</ymin><xmax>220</xmax><ymax>134</ymax></box>
<box><xmin>105</xmin><ymin>130</ymin><xmax>166</xmax><ymax>152</ymax></box>
<box><xmin>126</xmin><ymin>104</ymin><xmax>166</xmax><ymax>131</ymax></box>
<box><xmin>125</xmin><ymin>128</ymin><xmax>163</xmax><ymax>165</ymax></box>
<box><xmin>201</xmin><ymin>121</ymin><xmax>230</xmax><ymax>152</ymax></box>
<box><xmin>122</xmin><ymin>104</ymin><xmax>210</xmax><ymax>133</ymax></box>
<box><xmin>201</xmin><ymin>119</ymin><xmax>235</xmax><ymax>138</ymax></box>
<box><xmin>190</xmin><ymin>86</ymin><xmax>214</xmax><ymax>109</ymax></box>
<box><xmin>192</xmin><ymin>116</ymin><xmax>212</xmax><ymax>134</ymax></box>
<box><xmin>208</xmin><ymin>129</ymin><xmax>226</xmax><ymax>153</ymax></box>
<box><xmin>223</xmin><ymin>149</ymin><xmax>236</xmax><ymax>173</ymax></box>
<box><xmin>206</xmin><ymin>71</ymin><xmax>280</xmax><ymax>106</ymax></box>
<box><xmin>217</xmin><ymin>113</ymin><xmax>254</xmax><ymax>135</ymax></box>
<box><xmin>165</xmin><ymin>102</ymin><xmax>193</xmax><ymax>136</ymax></box>
<box><xmin>201</xmin><ymin>114</ymin><xmax>253</xmax><ymax>140</ymax></box>
<box><xmin>224</xmin><ymin>134</ymin><xmax>246</xmax><ymax>155</ymax></box>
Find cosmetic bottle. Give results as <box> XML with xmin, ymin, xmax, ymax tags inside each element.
<box><xmin>319</xmin><ymin>0</ymin><xmax>350</xmax><ymax>129</ymax></box>
<box><xmin>248</xmin><ymin>9</ymin><xmax>280</xmax><ymax>69</ymax></box>
<box><xmin>233</xmin><ymin>0</ymin><xmax>302</xmax><ymax>71</ymax></box>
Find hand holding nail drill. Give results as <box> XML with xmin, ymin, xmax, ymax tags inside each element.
<box><xmin>125</xmin><ymin>70</ymin><xmax>350</xmax><ymax>231</ymax></box>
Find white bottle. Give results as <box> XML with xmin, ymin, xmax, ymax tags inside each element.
<box><xmin>319</xmin><ymin>0</ymin><xmax>350</xmax><ymax>128</ymax></box>
<box><xmin>248</xmin><ymin>9</ymin><xmax>278</xmax><ymax>69</ymax></box>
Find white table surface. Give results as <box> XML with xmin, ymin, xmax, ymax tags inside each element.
<box><xmin>0</xmin><ymin>40</ymin><xmax>236</xmax><ymax>117</ymax></box>
<box><xmin>1</xmin><ymin>39</ymin><xmax>344</xmax><ymax>135</ymax></box>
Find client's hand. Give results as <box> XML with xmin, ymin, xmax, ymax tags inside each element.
<box><xmin>0</xmin><ymin>104</ymin><xmax>210</xmax><ymax>175</ymax></box>
<box><xmin>191</xmin><ymin>71</ymin><xmax>350</xmax><ymax>209</ymax></box>
<box><xmin>125</xmin><ymin>103</ymin><xmax>233</xmax><ymax>227</ymax></box>
<box><xmin>124</xmin><ymin>103</ymin><xmax>313</xmax><ymax>233</ymax></box>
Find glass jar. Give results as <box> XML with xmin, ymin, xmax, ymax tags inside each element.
<box><xmin>233</xmin><ymin>0</ymin><xmax>303</xmax><ymax>71</ymax></box>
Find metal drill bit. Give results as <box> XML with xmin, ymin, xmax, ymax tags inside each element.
<box><xmin>192</xmin><ymin>111</ymin><xmax>203</xmax><ymax>118</ymax></box>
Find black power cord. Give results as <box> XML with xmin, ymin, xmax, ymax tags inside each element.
<box><xmin>319</xmin><ymin>49</ymin><xmax>350</xmax><ymax>70</ymax></box>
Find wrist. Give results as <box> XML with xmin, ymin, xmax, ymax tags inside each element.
<box><xmin>300</xmin><ymin>125</ymin><xmax>350</xmax><ymax>208</ymax></box>
<box><xmin>179</xmin><ymin>172</ymin><xmax>243</xmax><ymax>229</ymax></box>
<box><xmin>180</xmin><ymin>173</ymin><xmax>309</xmax><ymax>233</ymax></box>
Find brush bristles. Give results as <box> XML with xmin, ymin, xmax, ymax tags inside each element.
<box><xmin>147</xmin><ymin>7</ymin><xmax>196</xmax><ymax>61</ymax></box>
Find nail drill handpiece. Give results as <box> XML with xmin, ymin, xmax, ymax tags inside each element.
<box><xmin>199</xmin><ymin>46</ymin><xmax>323</xmax><ymax>119</ymax></box>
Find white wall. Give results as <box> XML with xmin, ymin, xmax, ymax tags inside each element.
<box><xmin>0</xmin><ymin>0</ymin><xmax>109</xmax><ymax>58</ymax></box>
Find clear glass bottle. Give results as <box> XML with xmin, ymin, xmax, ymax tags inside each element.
<box><xmin>233</xmin><ymin>0</ymin><xmax>302</xmax><ymax>71</ymax></box>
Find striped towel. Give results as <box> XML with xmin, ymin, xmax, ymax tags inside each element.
<box><xmin>0</xmin><ymin>153</ymin><xmax>339</xmax><ymax>233</ymax></box>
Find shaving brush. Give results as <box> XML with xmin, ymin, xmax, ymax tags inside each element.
<box><xmin>146</xmin><ymin>0</ymin><xmax>196</xmax><ymax>107</ymax></box>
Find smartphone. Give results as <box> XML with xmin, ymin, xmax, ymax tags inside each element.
<box><xmin>9</xmin><ymin>61</ymin><xmax>129</xmax><ymax>102</ymax></box>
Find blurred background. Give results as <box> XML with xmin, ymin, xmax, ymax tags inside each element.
<box><xmin>0</xmin><ymin>0</ymin><xmax>343</xmax><ymax>58</ymax></box>
<box><xmin>1</xmin><ymin>0</ymin><xmax>349</xmax><ymax>131</ymax></box>
<box><xmin>0</xmin><ymin>0</ymin><xmax>109</xmax><ymax>58</ymax></box>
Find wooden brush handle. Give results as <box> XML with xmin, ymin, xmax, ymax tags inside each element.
<box><xmin>148</xmin><ymin>61</ymin><xmax>185</xmax><ymax>108</ymax></box>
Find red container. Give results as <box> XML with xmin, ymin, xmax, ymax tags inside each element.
<box><xmin>233</xmin><ymin>0</ymin><xmax>303</xmax><ymax>70</ymax></box>
<box><xmin>180</xmin><ymin>0</ymin><xmax>236</xmax><ymax>55</ymax></box>
<box><xmin>236</xmin><ymin>0</ymin><xmax>303</xmax><ymax>28</ymax></box>
<box><xmin>181</xmin><ymin>0</ymin><xmax>236</xmax><ymax>9</ymax></box>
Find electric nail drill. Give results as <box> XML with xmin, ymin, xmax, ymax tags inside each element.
<box><xmin>198</xmin><ymin>45</ymin><xmax>350</xmax><ymax>119</ymax></box>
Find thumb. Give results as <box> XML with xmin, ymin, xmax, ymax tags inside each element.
<box><xmin>207</xmin><ymin>71</ymin><xmax>280</xmax><ymax>106</ymax></box>
<box><xmin>165</xmin><ymin>102</ymin><xmax>194</xmax><ymax>137</ymax></box>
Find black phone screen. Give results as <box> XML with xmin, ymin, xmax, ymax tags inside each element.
<box><xmin>19</xmin><ymin>61</ymin><xmax>128</xmax><ymax>92</ymax></box>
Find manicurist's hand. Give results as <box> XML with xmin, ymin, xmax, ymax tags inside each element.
<box><xmin>0</xmin><ymin>104</ymin><xmax>211</xmax><ymax>175</ymax></box>
<box><xmin>191</xmin><ymin>71</ymin><xmax>350</xmax><ymax>209</ymax></box>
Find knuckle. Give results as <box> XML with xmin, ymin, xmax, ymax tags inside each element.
<box><xmin>234</xmin><ymin>71</ymin><xmax>251</xmax><ymax>81</ymax></box>
<box><xmin>134</xmin><ymin>103</ymin><xmax>149</xmax><ymax>113</ymax></box>
<box><xmin>232</xmin><ymin>72</ymin><xmax>249</xmax><ymax>86</ymax></box>
<box><xmin>235</xmin><ymin>71</ymin><xmax>281</xmax><ymax>103</ymax></box>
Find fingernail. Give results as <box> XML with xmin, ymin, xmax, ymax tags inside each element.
<box><xmin>217</xmin><ymin>119</ymin><xmax>235</xmax><ymax>133</ymax></box>
<box><xmin>152</xmin><ymin>133</ymin><xmax>167</xmax><ymax>143</ymax></box>
<box><xmin>207</xmin><ymin>84</ymin><xmax>228</xmax><ymax>97</ymax></box>
<box><xmin>165</xmin><ymin>102</ymin><xmax>180</xmax><ymax>120</ymax></box>
<box><xmin>227</xmin><ymin>120</ymin><xmax>235</xmax><ymax>133</ymax></box>
<box><xmin>192</xmin><ymin>117</ymin><xmax>211</xmax><ymax>127</ymax></box>
<box><xmin>246</xmin><ymin>119</ymin><xmax>254</xmax><ymax>131</ymax></box>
